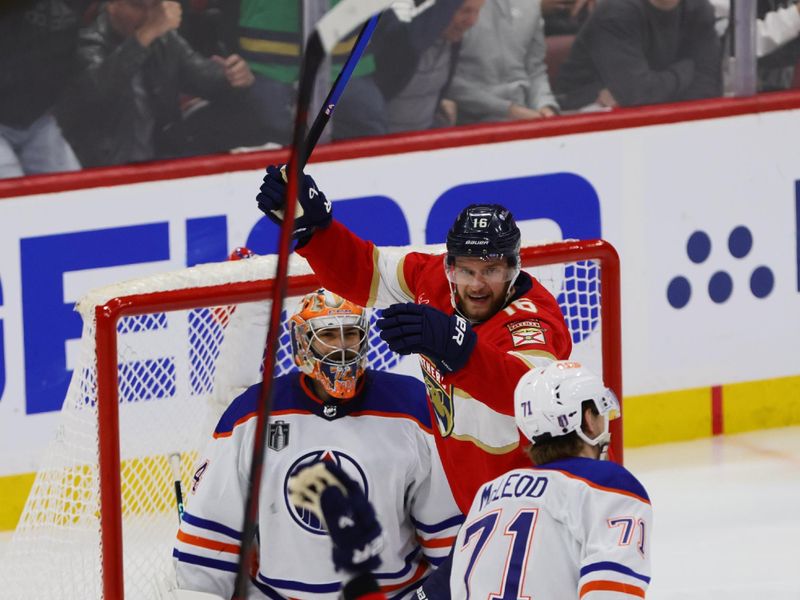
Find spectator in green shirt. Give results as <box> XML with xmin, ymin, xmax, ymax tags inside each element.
<box><xmin>238</xmin><ymin>0</ymin><xmax>388</xmax><ymax>143</ymax></box>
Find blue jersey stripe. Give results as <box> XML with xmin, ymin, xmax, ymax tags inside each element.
<box><xmin>214</xmin><ymin>371</ymin><xmax>430</xmax><ymax>437</ymax></box>
<box><xmin>255</xmin><ymin>546</ymin><xmax>422</xmax><ymax>593</ymax></box>
<box><xmin>373</xmin><ymin>546</ymin><xmax>420</xmax><ymax>579</ymax></box>
<box><xmin>360</xmin><ymin>371</ymin><xmax>431</xmax><ymax>429</ymax></box>
<box><xmin>537</xmin><ymin>457</ymin><xmax>650</xmax><ymax>503</ymax></box>
<box><xmin>250</xmin><ymin>577</ymin><xmax>291</xmax><ymax>600</ymax></box>
<box><xmin>426</xmin><ymin>555</ymin><xmax>446</xmax><ymax>567</ymax></box>
<box><xmin>173</xmin><ymin>548</ymin><xmax>237</xmax><ymax>573</ymax></box>
<box><xmin>181</xmin><ymin>511</ymin><xmax>242</xmax><ymax>541</ymax></box>
<box><xmin>256</xmin><ymin>573</ymin><xmax>341</xmax><ymax>593</ymax></box>
<box><xmin>411</xmin><ymin>514</ymin><xmax>465</xmax><ymax>534</ymax></box>
<box><xmin>214</xmin><ymin>375</ymin><xmax>303</xmax><ymax>437</ymax></box>
<box><xmin>214</xmin><ymin>382</ymin><xmax>263</xmax><ymax>437</ymax></box>
<box><xmin>580</xmin><ymin>561</ymin><xmax>651</xmax><ymax>584</ymax></box>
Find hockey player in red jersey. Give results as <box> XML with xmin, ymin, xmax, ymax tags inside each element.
<box><xmin>256</xmin><ymin>167</ymin><xmax>573</xmax><ymax>512</ymax></box>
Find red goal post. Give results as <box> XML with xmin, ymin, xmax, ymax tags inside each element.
<box><xmin>3</xmin><ymin>238</ymin><xmax>620</xmax><ymax>600</ymax></box>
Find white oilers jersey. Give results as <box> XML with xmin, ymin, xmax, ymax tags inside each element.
<box><xmin>450</xmin><ymin>457</ymin><xmax>652</xmax><ymax>599</ymax></box>
<box><xmin>174</xmin><ymin>370</ymin><xmax>463</xmax><ymax>599</ymax></box>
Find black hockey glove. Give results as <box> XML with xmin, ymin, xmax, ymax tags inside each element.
<box><xmin>377</xmin><ymin>303</ymin><xmax>477</xmax><ymax>374</ymax></box>
<box><xmin>416</xmin><ymin>550</ymin><xmax>453</xmax><ymax>599</ymax></box>
<box><xmin>256</xmin><ymin>164</ymin><xmax>333</xmax><ymax>245</ymax></box>
<box><xmin>288</xmin><ymin>462</ymin><xmax>384</xmax><ymax>574</ymax></box>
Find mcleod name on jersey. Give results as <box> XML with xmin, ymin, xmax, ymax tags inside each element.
<box><xmin>173</xmin><ymin>370</ymin><xmax>462</xmax><ymax>599</ymax></box>
<box><xmin>451</xmin><ymin>457</ymin><xmax>652</xmax><ymax>599</ymax></box>
<box><xmin>297</xmin><ymin>221</ymin><xmax>572</xmax><ymax>511</ymax></box>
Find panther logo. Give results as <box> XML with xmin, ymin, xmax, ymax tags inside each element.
<box><xmin>419</xmin><ymin>356</ymin><xmax>454</xmax><ymax>437</ymax></box>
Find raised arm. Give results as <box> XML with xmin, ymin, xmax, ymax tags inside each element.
<box><xmin>73</xmin><ymin>26</ymin><xmax>152</xmax><ymax>101</ymax></box>
<box><xmin>256</xmin><ymin>165</ymin><xmax>422</xmax><ymax>307</ymax></box>
<box><xmin>73</xmin><ymin>1</ymin><xmax>181</xmax><ymax>100</ymax></box>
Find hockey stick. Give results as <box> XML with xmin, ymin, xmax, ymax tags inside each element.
<box><xmin>270</xmin><ymin>12</ymin><xmax>381</xmax><ymax>222</ymax></box>
<box><xmin>169</xmin><ymin>452</ymin><xmax>185</xmax><ymax>523</ymax></box>
<box><xmin>294</xmin><ymin>0</ymin><xmax>434</xmax><ymax>169</ymax></box>
<box><xmin>232</xmin><ymin>2</ymin><xmax>394</xmax><ymax>598</ymax></box>
<box><xmin>301</xmin><ymin>12</ymin><xmax>381</xmax><ymax>168</ymax></box>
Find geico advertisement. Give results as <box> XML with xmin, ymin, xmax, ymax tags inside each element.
<box><xmin>0</xmin><ymin>109</ymin><xmax>798</xmax><ymax>473</ymax></box>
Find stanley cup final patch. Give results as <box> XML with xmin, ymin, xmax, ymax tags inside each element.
<box><xmin>268</xmin><ymin>420</ymin><xmax>290</xmax><ymax>451</ymax></box>
<box><xmin>506</xmin><ymin>319</ymin><xmax>547</xmax><ymax>347</ymax></box>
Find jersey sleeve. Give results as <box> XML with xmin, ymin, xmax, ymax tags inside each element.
<box><xmin>577</xmin><ymin>486</ymin><xmax>653</xmax><ymax>599</ymax></box>
<box><xmin>407</xmin><ymin>429</ymin><xmax>465</xmax><ymax>566</ymax></box>
<box><xmin>173</xmin><ymin>398</ymin><xmax>255</xmax><ymax>598</ymax></box>
<box><xmin>296</xmin><ymin>220</ymin><xmax>430</xmax><ymax>307</ymax></box>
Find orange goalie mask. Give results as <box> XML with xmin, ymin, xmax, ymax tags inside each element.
<box><xmin>289</xmin><ymin>289</ymin><xmax>370</xmax><ymax>400</ymax></box>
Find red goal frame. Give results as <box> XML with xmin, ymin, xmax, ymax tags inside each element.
<box><xmin>93</xmin><ymin>238</ymin><xmax>621</xmax><ymax>600</ymax></box>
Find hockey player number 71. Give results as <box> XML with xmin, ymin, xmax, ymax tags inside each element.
<box><xmin>461</xmin><ymin>509</ymin><xmax>540</xmax><ymax>600</ymax></box>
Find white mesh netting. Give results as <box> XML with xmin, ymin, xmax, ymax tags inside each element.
<box><xmin>0</xmin><ymin>244</ymin><xmax>607</xmax><ymax>599</ymax></box>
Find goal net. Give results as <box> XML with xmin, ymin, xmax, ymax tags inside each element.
<box><xmin>0</xmin><ymin>240</ymin><xmax>620</xmax><ymax>600</ymax></box>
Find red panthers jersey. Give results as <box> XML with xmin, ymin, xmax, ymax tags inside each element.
<box><xmin>298</xmin><ymin>221</ymin><xmax>572</xmax><ymax>511</ymax></box>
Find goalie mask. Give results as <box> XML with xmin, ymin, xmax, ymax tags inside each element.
<box><xmin>514</xmin><ymin>361</ymin><xmax>620</xmax><ymax>451</ymax></box>
<box><xmin>444</xmin><ymin>204</ymin><xmax>522</xmax><ymax>320</ymax></box>
<box><xmin>290</xmin><ymin>290</ymin><xmax>370</xmax><ymax>400</ymax></box>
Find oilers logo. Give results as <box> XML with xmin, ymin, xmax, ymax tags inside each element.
<box><xmin>283</xmin><ymin>449</ymin><xmax>369</xmax><ymax>535</ymax></box>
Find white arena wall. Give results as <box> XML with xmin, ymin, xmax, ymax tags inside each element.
<box><xmin>0</xmin><ymin>92</ymin><xmax>799</xmax><ymax>529</ymax></box>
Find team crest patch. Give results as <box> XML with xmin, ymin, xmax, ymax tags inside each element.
<box><xmin>419</xmin><ymin>355</ymin><xmax>454</xmax><ymax>437</ymax></box>
<box><xmin>268</xmin><ymin>420</ymin><xmax>290</xmax><ymax>451</ymax></box>
<box><xmin>283</xmin><ymin>449</ymin><xmax>368</xmax><ymax>535</ymax></box>
<box><xmin>506</xmin><ymin>320</ymin><xmax>546</xmax><ymax>347</ymax></box>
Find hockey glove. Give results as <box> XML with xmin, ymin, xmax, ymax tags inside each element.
<box><xmin>376</xmin><ymin>303</ymin><xmax>477</xmax><ymax>373</ymax></box>
<box><xmin>416</xmin><ymin>551</ymin><xmax>453</xmax><ymax>600</ymax></box>
<box><xmin>256</xmin><ymin>164</ymin><xmax>333</xmax><ymax>245</ymax></box>
<box><xmin>288</xmin><ymin>462</ymin><xmax>384</xmax><ymax>574</ymax></box>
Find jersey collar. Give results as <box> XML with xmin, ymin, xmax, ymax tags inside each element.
<box><xmin>297</xmin><ymin>373</ymin><xmax>367</xmax><ymax>420</ymax></box>
<box><xmin>507</xmin><ymin>271</ymin><xmax>533</xmax><ymax>303</ymax></box>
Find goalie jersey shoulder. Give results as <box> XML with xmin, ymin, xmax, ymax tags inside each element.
<box><xmin>212</xmin><ymin>371</ymin><xmax>432</xmax><ymax>439</ymax></box>
<box><xmin>212</xmin><ymin>374</ymin><xmax>304</xmax><ymax>438</ymax></box>
<box><xmin>357</xmin><ymin>370</ymin><xmax>432</xmax><ymax>431</ymax></box>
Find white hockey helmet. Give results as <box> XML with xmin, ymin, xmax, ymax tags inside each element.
<box><xmin>514</xmin><ymin>361</ymin><xmax>620</xmax><ymax>448</ymax></box>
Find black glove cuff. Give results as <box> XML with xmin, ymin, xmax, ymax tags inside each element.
<box><xmin>439</xmin><ymin>326</ymin><xmax>477</xmax><ymax>373</ymax></box>
<box><xmin>293</xmin><ymin>231</ymin><xmax>315</xmax><ymax>249</ymax></box>
<box><xmin>293</xmin><ymin>218</ymin><xmax>331</xmax><ymax>249</ymax></box>
<box><xmin>341</xmin><ymin>572</ymin><xmax>381</xmax><ymax>600</ymax></box>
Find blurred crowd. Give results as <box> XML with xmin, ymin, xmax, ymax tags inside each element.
<box><xmin>1</xmin><ymin>0</ymin><xmax>799</xmax><ymax>179</ymax></box>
